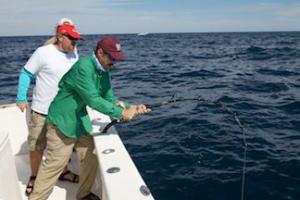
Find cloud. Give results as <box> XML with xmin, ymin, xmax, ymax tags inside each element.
<box><xmin>100</xmin><ymin>0</ymin><xmax>144</xmax><ymax>6</ymax></box>
<box><xmin>0</xmin><ymin>0</ymin><xmax>299</xmax><ymax>36</ymax></box>
<box><xmin>239</xmin><ymin>2</ymin><xmax>300</xmax><ymax>18</ymax></box>
<box><xmin>268</xmin><ymin>3</ymin><xmax>300</xmax><ymax>17</ymax></box>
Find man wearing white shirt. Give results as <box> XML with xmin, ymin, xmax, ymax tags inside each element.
<box><xmin>16</xmin><ymin>19</ymin><xmax>81</xmax><ymax>196</ymax></box>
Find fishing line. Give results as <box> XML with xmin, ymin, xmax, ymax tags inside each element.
<box><xmin>101</xmin><ymin>95</ymin><xmax>248</xmax><ymax>200</ymax></box>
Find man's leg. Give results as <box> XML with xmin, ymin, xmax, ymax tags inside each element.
<box><xmin>29</xmin><ymin>124</ymin><xmax>75</xmax><ymax>200</ymax></box>
<box><xmin>29</xmin><ymin>150</ymin><xmax>43</xmax><ymax>176</ymax></box>
<box><xmin>27</xmin><ymin>111</ymin><xmax>78</xmax><ymax>194</ymax></box>
<box><xmin>75</xmin><ymin>135</ymin><xmax>98</xmax><ymax>199</ymax></box>
<box><xmin>26</xmin><ymin>111</ymin><xmax>47</xmax><ymax>195</ymax></box>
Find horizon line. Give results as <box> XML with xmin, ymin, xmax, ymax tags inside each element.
<box><xmin>0</xmin><ymin>30</ymin><xmax>299</xmax><ymax>38</ymax></box>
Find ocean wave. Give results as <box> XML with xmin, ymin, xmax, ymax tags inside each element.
<box><xmin>1</xmin><ymin>32</ymin><xmax>300</xmax><ymax>200</ymax></box>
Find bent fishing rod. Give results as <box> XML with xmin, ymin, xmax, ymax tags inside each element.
<box><xmin>101</xmin><ymin>95</ymin><xmax>248</xmax><ymax>200</ymax></box>
<box><xmin>102</xmin><ymin>95</ymin><xmax>247</xmax><ymax>148</ymax></box>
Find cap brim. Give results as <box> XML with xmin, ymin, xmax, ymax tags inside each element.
<box><xmin>110</xmin><ymin>51</ymin><xmax>124</xmax><ymax>61</ymax></box>
<box><xmin>68</xmin><ymin>32</ymin><xmax>81</xmax><ymax>40</ymax></box>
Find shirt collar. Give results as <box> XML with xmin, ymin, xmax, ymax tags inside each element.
<box><xmin>92</xmin><ymin>53</ymin><xmax>106</xmax><ymax>72</ymax></box>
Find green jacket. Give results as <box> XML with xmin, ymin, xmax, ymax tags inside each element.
<box><xmin>46</xmin><ymin>55</ymin><xmax>123</xmax><ymax>138</ymax></box>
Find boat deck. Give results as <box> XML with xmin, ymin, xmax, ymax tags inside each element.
<box><xmin>0</xmin><ymin>104</ymin><xmax>101</xmax><ymax>199</ymax></box>
<box><xmin>15</xmin><ymin>152</ymin><xmax>98</xmax><ymax>199</ymax></box>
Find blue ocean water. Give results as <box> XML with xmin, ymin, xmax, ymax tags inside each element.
<box><xmin>0</xmin><ymin>32</ymin><xmax>300</xmax><ymax>200</ymax></box>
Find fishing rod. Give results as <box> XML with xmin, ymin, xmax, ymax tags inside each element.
<box><xmin>101</xmin><ymin>95</ymin><xmax>248</xmax><ymax>200</ymax></box>
<box><xmin>102</xmin><ymin>95</ymin><xmax>247</xmax><ymax>146</ymax></box>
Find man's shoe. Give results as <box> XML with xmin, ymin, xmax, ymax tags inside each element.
<box><xmin>80</xmin><ymin>193</ymin><xmax>101</xmax><ymax>200</ymax></box>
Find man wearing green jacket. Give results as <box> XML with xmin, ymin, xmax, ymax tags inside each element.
<box><xmin>29</xmin><ymin>36</ymin><xmax>150</xmax><ymax>200</ymax></box>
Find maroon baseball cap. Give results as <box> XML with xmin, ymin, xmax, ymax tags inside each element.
<box><xmin>57</xmin><ymin>24</ymin><xmax>81</xmax><ymax>39</ymax></box>
<box><xmin>97</xmin><ymin>36</ymin><xmax>124</xmax><ymax>61</ymax></box>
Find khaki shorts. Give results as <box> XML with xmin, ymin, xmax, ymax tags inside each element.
<box><xmin>27</xmin><ymin>110</ymin><xmax>47</xmax><ymax>151</ymax></box>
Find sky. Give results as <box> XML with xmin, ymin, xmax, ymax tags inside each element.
<box><xmin>0</xmin><ymin>0</ymin><xmax>300</xmax><ymax>36</ymax></box>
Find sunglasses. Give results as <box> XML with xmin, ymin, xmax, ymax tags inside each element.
<box><xmin>63</xmin><ymin>34</ymin><xmax>78</xmax><ymax>42</ymax></box>
<box><xmin>106</xmin><ymin>52</ymin><xmax>116</xmax><ymax>62</ymax></box>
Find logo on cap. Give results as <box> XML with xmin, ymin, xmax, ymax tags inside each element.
<box><xmin>116</xmin><ymin>43</ymin><xmax>121</xmax><ymax>51</ymax></box>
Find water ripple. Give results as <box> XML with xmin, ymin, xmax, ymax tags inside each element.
<box><xmin>1</xmin><ymin>32</ymin><xmax>300</xmax><ymax>200</ymax></box>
